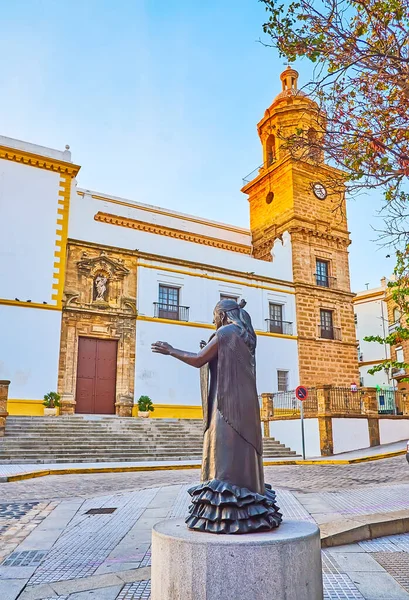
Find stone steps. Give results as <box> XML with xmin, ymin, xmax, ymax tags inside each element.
<box><xmin>0</xmin><ymin>416</ymin><xmax>297</xmax><ymax>464</ymax></box>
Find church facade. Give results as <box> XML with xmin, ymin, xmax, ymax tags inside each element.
<box><xmin>0</xmin><ymin>68</ymin><xmax>359</xmax><ymax>418</ymax></box>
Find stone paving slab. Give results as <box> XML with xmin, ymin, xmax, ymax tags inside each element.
<box><xmin>3</xmin><ymin>476</ymin><xmax>409</xmax><ymax>599</ymax></box>
<box><xmin>0</xmin><ymin>439</ymin><xmax>406</xmax><ymax>483</ymax></box>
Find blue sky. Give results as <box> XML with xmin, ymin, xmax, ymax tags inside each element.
<box><xmin>0</xmin><ymin>0</ymin><xmax>392</xmax><ymax>291</ymax></box>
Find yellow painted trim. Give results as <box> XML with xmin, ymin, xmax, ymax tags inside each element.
<box><xmin>68</xmin><ymin>238</ymin><xmax>295</xmax><ymax>289</ymax></box>
<box><xmin>2</xmin><ymin>449</ymin><xmax>405</xmax><ymax>482</ymax></box>
<box><xmin>132</xmin><ymin>404</ymin><xmax>203</xmax><ymax>419</ymax></box>
<box><xmin>7</xmin><ymin>399</ymin><xmax>44</xmax><ymax>416</ymax></box>
<box><xmin>0</xmin><ymin>299</ymin><xmax>60</xmax><ymax>311</ymax></box>
<box><xmin>52</xmin><ymin>174</ymin><xmax>72</xmax><ymax>308</ymax></box>
<box><xmin>0</xmin><ymin>144</ymin><xmax>80</xmax><ymax>176</ymax></box>
<box><xmin>137</xmin><ymin>315</ymin><xmax>214</xmax><ymax>330</ymax></box>
<box><xmin>138</xmin><ymin>262</ymin><xmax>296</xmax><ymax>295</ymax></box>
<box><xmin>77</xmin><ymin>190</ymin><xmax>250</xmax><ymax>236</ymax></box>
<box><xmin>95</xmin><ymin>212</ymin><xmax>252</xmax><ymax>255</ymax></box>
<box><xmin>257</xmin><ymin>331</ymin><xmax>298</xmax><ymax>340</ymax></box>
<box><xmin>136</xmin><ymin>315</ymin><xmax>298</xmax><ymax>339</ymax></box>
<box><xmin>359</xmin><ymin>359</ymin><xmax>388</xmax><ymax>367</ymax></box>
<box><xmin>353</xmin><ymin>291</ymin><xmax>385</xmax><ymax>303</ymax></box>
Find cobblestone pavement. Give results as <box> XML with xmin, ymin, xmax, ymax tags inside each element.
<box><xmin>1</xmin><ymin>484</ymin><xmax>409</xmax><ymax>599</ymax></box>
<box><xmin>0</xmin><ymin>458</ymin><xmax>408</xmax><ymax>599</ymax></box>
<box><xmin>1</xmin><ymin>455</ymin><xmax>408</xmax><ymax>502</ymax></box>
<box><xmin>0</xmin><ymin>500</ymin><xmax>57</xmax><ymax>563</ymax></box>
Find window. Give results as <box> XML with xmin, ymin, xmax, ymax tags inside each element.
<box><xmin>316</xmin><ymin>260</ymin><xmax>330</xmax><ymax>287</ymax></box>
<box><xmin>269</xmin><ymin>303</ymin><xmax>283</xmax><ymax>333</ymax></box>
<box><xmin>277</xmin><ymin>370</ymin><xmax>289</xmax><ymax>392</ymax></box>
<box><xmin>158</xmin><ymin>285</ymin><xmax>180</xmax><ymax>320</ymax></box>
<box><xmin>396</xmin><ymin>346</ymin><xmax>404</xmax><ymax>363</ymax></box>
<box><xmin>266</xmin><ymin>134</ymin><xmax>276</xmax><ymax>166</ymax></box>
<box><xmin>220</xmin><ymin>293</ymin><xmax>239</xmax><ymax>303</ymax></box>
<box><xmin>320</xmin><ymin>309</ymin><xmax>334</xmax><ymax>339</ymax></box>
<box><xmin>393</xmin><ymin>308</ymin><xmax>401</xmax><ymax>323</ymax></box>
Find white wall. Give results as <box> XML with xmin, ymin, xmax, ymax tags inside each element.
<box><xmin>77</xmin><ymin>189</ymin><xmax>251</xmax><ymax>245</ymax></box>
<box><xmin>136</xmin><ymin>320</ymin><xmax>299</xmax><ymax>406</ymax></box>
<box><xmin>0</xmin><ymin>160</ymin><xmax>62</xmax><ymax>304</ymax></box>
<box><xmin>355</xmin><ymin>296</ymin><xmax>390</xmax><ymax>364</ymax></box>
<box><xmin>379</xmin><ymin>419</ymin><xmax>409</xmax><ymax>444</ymax></box>
<box><xmin>69</xmin><ymin>192</ymin><xmax>294</xmax><ymax>283</ymax></box>
<box><xmin>360</xmin><ymin>365</ymin><xmax>390</xmax><ymax>388</ymax></box>
<box><xmin>269</xmin><ymin>418</ymin><xmax>321</xmax><ymax>458</ymax></box>
<box><xmin>0</xmin><ymin>305</ymin><xmax>61</xmax><ymax>399</ymax></box>
<box><xmin>135</xmin><ymin>320</ymin><xmax>210</xmax><ymax>405</ymax></box>
<box><xmin>332</xmin><ymin>418</ymin><xmax>370</xmax><ymax>454</ymax></box>
<box><xmin>136</xmin><ymin>259</ymin><xmax>296</xmax><ymax>333</ymax></box>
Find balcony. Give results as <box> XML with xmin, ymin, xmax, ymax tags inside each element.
<box><xmin>388</xmin><ymin>321</ymin><xmax>400</xmax><ymax>334</ymax></box>
<box><xmin>154</xmin><ymin>303</ymin><xmax>189</xmax><ymax>322</ymax></box>
<box><xmin>265</xmin><ymin>320</ymin><xmax>293</xmax><ymax>335</ymax></box>
<box><xmin>315</xmin><ymin>274</ymin><xmax>337</xmax><ymax>289</ymax></box>
<box><xmin>391</xmin><ymin>366</ymin><xmax>406</xmax><ymax>378</ymax></box>
<box><xmin>242</xmin><ymin>158</ymin><xmax>276</xmax><ymax>186</ymax></box>
<box><xmin>318</xmin><ymin>325</ymin><xmax>342</xmax><ymax>340</ymax></box>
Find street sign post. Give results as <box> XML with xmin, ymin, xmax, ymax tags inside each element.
<box><xmin>295</xmin><ymin>386</ymin><xmax>308</xmax><ymax>460</ymax></box>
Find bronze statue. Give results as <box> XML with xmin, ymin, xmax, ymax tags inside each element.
<box><xmin>151</xmin><ymin>299</ymin><xmax>282</xmax><ymax>534</ymax></box>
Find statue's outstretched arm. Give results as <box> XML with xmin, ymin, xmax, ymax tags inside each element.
<box><xmin>151</xmin><ymin>335</ymin><xmax>218</xmax><ymax>368</ymax></box>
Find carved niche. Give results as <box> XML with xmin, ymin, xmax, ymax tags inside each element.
<box><xmin>74</xmin><ymin>251</ymin><xmax>131</xmax><ymax>309</ymax></box>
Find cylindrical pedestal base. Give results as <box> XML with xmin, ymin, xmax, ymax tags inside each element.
<box><xmin>152</xmin><ymin>519</ymin><xmax>323</xmax><ymax>600</ymax></box>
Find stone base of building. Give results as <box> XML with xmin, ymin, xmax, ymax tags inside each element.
<box><xmin>151</xmin><ymin>518</ymin><xmax>323</xmax><ymax>600</ymax></box>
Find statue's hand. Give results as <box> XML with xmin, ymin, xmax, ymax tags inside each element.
<box><xmin>151</xmin><ymin>341</ymin><xmax>173</xmax><ymax>355</ymax></box>
<box><xmin>200</xmin><ymin>340</ymin><xmax>207</xmax><ymax>349</ymax></box>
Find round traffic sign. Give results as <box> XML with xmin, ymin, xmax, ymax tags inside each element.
<box><xmin>295</xmin><ymin>385</ymin><xmax>308</xmax><ymax>401</ymax></box>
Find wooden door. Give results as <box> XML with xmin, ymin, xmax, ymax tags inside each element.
<box><xmin>75</xmin><ymin>337</ymin><xmax>117</xmax><ymax>414</ymax></box>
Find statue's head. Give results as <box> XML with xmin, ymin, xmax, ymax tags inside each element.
<box><xmin>213</xmin><ymin>299</ymin><xmax>239</xmax><ymax>329</ymax></box>
<box><xmin>213</xmin><ymin>299</ymin><xmax>256</xmax><ymax>351</ymax></box>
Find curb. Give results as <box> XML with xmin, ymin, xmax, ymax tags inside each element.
<box><xmin>0</xmin><ymin>449</ymin><xmax>405</xmax><ymax>482</ymax></box>
<box><xmin>321</xmin><ymin>510</ymin><xmax>409</xmax><ymax>548</ymax></box>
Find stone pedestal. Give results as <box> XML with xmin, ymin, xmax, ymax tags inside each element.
<box><xmin>60</xmin><ymin>393</ymin><xmax>75</xmax><ymax>415</ymax></box>
<box><xmin>152</xmin><ymin>519</ymin><xmax>323</xmax><ymax>600</ymax></box>
<box><xmin>0</xmin><ymin>380</ymin><xmax>10</xmax><ymax>437</ymax></box>
<box><xmin>115</xmin><ymin>394</ymin><xmax>133</xmax><ymax>417</ymax></box>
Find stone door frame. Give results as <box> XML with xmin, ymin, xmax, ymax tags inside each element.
<box><xmin>58</xmin><ymin>310</ymin><xmax>135</xmax><ymax>417</ymax></box>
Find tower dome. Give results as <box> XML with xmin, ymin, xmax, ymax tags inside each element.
<box><xmin>274</xmin><ymin>66</ymin><xmax>306</xmax><ymax>102</ymax></box>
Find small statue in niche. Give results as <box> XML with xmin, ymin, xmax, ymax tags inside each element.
<box><xmin>94</xmin><ymin>273</ymin><xmax>108</xmax><ymax>302</ymax></box>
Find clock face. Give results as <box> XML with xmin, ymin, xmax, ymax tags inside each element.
<box><xmin>313</xmin><ymin>182</ymin><xmax>327</xmax><ymax>200</ymax></box>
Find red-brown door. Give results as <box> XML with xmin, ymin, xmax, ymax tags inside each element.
<box><xmin>75</xmin><ymin>337</ymin><xmax>117</xmax><ymax>414</ymax></box>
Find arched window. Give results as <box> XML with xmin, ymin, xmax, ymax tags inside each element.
<box><xmin>393</xmin><ymin>307</ymin><xmax>401</xmax><ymax>323</ymax></box>
<box><xmin>266</xmin><ymin>134</ymin><xmax>276</xmax><ymax>166</ymax></box>
<box><xmin>307</xmin><ymin>128</ymin><xmax>320</xmax><ymax>160</ymax></box>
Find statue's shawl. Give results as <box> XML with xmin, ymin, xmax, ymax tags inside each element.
<box><xmin>201</xmin><ymin>324</ymin><xmax>262</xmax><ymax>456</ymax></box>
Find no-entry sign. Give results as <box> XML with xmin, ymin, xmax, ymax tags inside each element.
<box><xmin>295</xmin><ymin>386</ymin><xmax>308</xmax><ymax>401</ymax></box>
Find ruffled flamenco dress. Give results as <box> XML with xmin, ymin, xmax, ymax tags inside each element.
<box><xmin>185</xmin><ymin>324</ymin><xmax>282</xmax><ymax>534</ymax></box>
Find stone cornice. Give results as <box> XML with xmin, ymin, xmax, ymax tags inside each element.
<box><xmin>67</xmin><ymin>238</ymin><xmax>295</xmax><ymax>289</ymax></box>
<box><xmin>94</xmin><ymin>212</ymin><xmax>252</xmax><ymax>255</ymax></box>
<box><xmin>293</xmin><ymin>281</ymin><xmax>355</xmax><ymax>299</ymax></box>
<box><xmin>78</xmin><ymin>190</ymin><xmax>249</xmax><ymax>236</ymax></box>
<box><xmin>0</xmin><ymin>145</ymin><xmax>81</xmax><ymax>176</ymax></box>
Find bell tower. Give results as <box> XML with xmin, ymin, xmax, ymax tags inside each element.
<box><xmin>241</xmin><ymin>67</ymin><xmax>359</xmax><ymax>387</ymax></box>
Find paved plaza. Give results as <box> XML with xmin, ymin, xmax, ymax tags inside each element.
<box><xmin>1</xmin><ymin>456</ymin><xmax>409</xmax><ymax>599</ymax></box>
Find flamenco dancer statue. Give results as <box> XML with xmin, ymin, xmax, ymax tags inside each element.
<box><xmin>152</xmin><ymin>298</ymin><xmax>282</xmax><ymax>534</ymax></box>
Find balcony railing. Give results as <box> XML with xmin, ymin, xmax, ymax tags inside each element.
<box><xmin>242</xmin><ymin>158</ymin><xmax>276</xmax><ymax>186</ymax></box>
<box><xmin>391</xmin><ymin>367</ymin><xmax>406</xmax><ymax>378</ymax></box>
<box><xmin>154</xmin><ymin>303</ymin><xmax>189</xmax><ymax>322</ymax></box>
<box><xmin>388</xmin><ymin>321</ymin><xmax>400</xmax><ymax>334</ymax></box>
<box><xmin>318</xmin><ymin>325</ymin><xmax>342</xmax><ymax>341</ymax></box>
<box><xmin>315</xmin><ymin>274</ymin><xmax>337</xmax><ymax>289</ymax></box>
<box><xmin>265</xmin><ymin>319</ymin><xmax>293</xmax><ymax>335</ymax></box>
